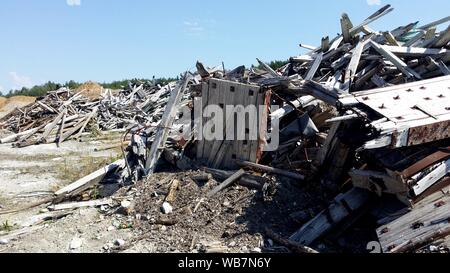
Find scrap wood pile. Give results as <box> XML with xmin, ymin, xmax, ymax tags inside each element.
<box><xmin>2</xmin><ymin>4</ymin><xmax>450</xmax><ymax>253</ymax></box>
<box><xmin>121</xmin><ymin>5</ymin><xmax>450</xmax><ymax>253</ymax></box>
<box><xmin>0</xmin><ymin>79</ymin><xmax>185</xmax><ymax>148</ymax></box>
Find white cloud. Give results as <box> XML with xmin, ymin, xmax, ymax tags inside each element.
<box><xmin>367</xmin><ymin>0</ymin><xmax>381</xmax><ymax>6</ymax></box>
<box><xmin>66</xmin><ymin>0</ymin><xmax>81</xmax><ymax>6</ymax></box>
<box><xmin>183</xmin><ymin>21</ymin><xmax>205</xmax><ymax>36</ymax></box>
<box><xmin>9</xmin><ymin>72</ymin><xmax>34</xmax><ymax>90</ymax></box>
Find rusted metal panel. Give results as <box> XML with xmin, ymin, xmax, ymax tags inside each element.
<box><xmin>407</xmin><ymin>120</ymin><xmax>450</xmax><ymax>146</ymax></box>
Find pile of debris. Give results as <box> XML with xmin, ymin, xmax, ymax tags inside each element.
<box><xmin>119</xmin><ymin>5</ymin><xmax>450</xmax><ymax>253</ymax></box>
<box><xmin>0</xmin><ymin>79</ymin><xmax>185</xmax><ymax>148</ymax></box>
<box><xmin>2</xmin><ymin>4</ymin><xmax>450</xmax><ymax>253</ymax></box>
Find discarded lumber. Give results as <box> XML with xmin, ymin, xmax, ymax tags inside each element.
<box><xmin>48</xmin><ymin>198</ymin><xmax>114</xmax><ymax>211</ymax></box>
<box><xmin>289</xmin><ymin>188</ymin><xmax>371</xmax><ymax>245</ymax></box>
<box><xmin>207</xmin><ymin>169</ymin><xmax>246</xmax><ymax>197</ymax></box>
<box><xmin>265</xmin><ymin>228</ymin><xmax>319</xmax><ymax>254</ymax></box>
<box><xmin>20</xmin><ymin>211</ymin><xmax>73</xmax><ymax>227</ymax></box>
<box><xmin>236</xmin><ymin>160</ymin><xmax>305</xmax><ymax>180</ymax></box>
<box><xmin>145</xmin><ymin>74</ymin><xmax>190</xmax><ymax>174</ymax></box>
<box><xmin>54</xmin><ymin>159</ymin><xmax>125</xmax><ymax>200</ymax></box>
<box><xmin>165</xmin><ymin>179</ymin><xmax>180</xmax><ymax>203</ymax></box>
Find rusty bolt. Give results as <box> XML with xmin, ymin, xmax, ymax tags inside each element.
<box><xmin>446</xmin><ymin>107</ymin><xmax>450</xmax><ymax>111</ymax></box>
<box><xmin>406</xmin><ymin>88</ymin><xmax>413</xmax><ymax>92</ymax></box>
<box><xmin>363</xmin><ymin>96</ymin><xmax>369</xmax><ymax>101</ymax></box>
<box><xmin>438</xmin><ymin>94</ymin><xmax>445</xmax><ymax>98</ymax></box>
<box><xmin>420</xmin><ymin>86</ymin><xmax>426</xmax><ymax>90</ymax></box>
<box><xmin>424</xmin><ymin>97</ymin><xmax>431</xmax><ymax>101</ymax></box>
<box><xmin>379</xmin><ymin>103</ymin><xmax>386</xmax><ymax>109</ymax></box>
<box><xmin>381</xmin><ymin>227</ymin><xmax>389</xmax><ymax>234</ymax></box>
<box><xmin>435</xmin><ymin>200</ymin><xmax>446</xmax><ymax>208</ymax></box>
<box><xmin>393</xmin><ymin>95</ymin><xmax>400</xmax><ymax>100</ymax></box>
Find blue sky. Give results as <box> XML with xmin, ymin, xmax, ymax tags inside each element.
<box><xmin>1</xmin><ymin>0</ymin><xmax>449</xmax><ymax>94</ymax></box>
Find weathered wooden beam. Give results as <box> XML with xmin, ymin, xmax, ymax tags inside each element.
<box><xmin>340</xmin><ymin>13</ymin><xmax>353</xmax><ymax>43</ymax></box>
<box><xmin>418</xmin><ymin>16</ymin><xmax>450</xmax><ymax>30</ymax></box>
<box><xmin>370</xmin><ymin>41</ymin><xmax>422</xmax><ymax>79</ymax></box>
<box><xmin>236</xmin><ymin>160</ymin><xmax>305</xmax><ymax>180</ymax></box>
<box><xmin>73</xmin><ymin>107</ymin><xmax>98</xmax><ymax>140</ymax></box>
<box><xmin>289</xmin><ymin>188</ymin><xmax>371</xmax><ymax>245</ymax></box>
<box><xmin>304</xmin><ymin>53</ymin><xmax>324</xmax><ymax>80</ymax></box>
<box><xmin>382</xmin><ymin>45</ymin><xmax>448</xmax><ymax>57</ymax></box>
<box><xmin>256</xmin><ymin>58</ymin><xmax>280</xmax><ymax>78</ymax></box>
<box><xmin>145</xmin><ymin>74</ymin><xmax>189</xmax><ymax>174</ymax></box>
<box><xmin>40</xmin><ymin>109</ymin><xmax>66</xmax><ymax>143</ymax></box>
<box><xmin>264</xmin><ymin>228</ymin><xmax>319</xmax><ymax>254</ymax></box>
<box><xmin>433</xmin><ymin>25</ymin><xmax>450</xmax><ymax>48</ymax></box>
<box><xmin>48</xmin><ymin>198</ymin><xmax>114</xmax><ymax>211</ymax></box>
<box><xmin>207</xmin><ymin>169</ymin><xmax>246</xmax><ymax>197</ymax></box>
<box><xmin>54</xmin><ymin>159</ymin><xmax>125</xmax><ymax>199</ymax></box>
<box><xmin>383</xmin><ymin>31</ymin><xmax>400</xmax><ymax>46</ymax></box>
<box><xmin>343</xmin><ymin>39</ymin><xmax>371</xmax><ymax>91</ymax></box>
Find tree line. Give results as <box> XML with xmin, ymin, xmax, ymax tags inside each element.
<box><xmin>3</xmin><ymin>60</ymin><xmax>288</xmax><ymax>98</ymax></box>
<box><xmin>3</xmin><ymin>77</ymin><xmax>178</xmax><ymax>98</ymax></box>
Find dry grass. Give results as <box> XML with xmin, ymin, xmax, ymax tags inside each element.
<box><xmin>56</xmin><ymin>151</ymin><xmax>123</xmax><ymax>184</ymax></box>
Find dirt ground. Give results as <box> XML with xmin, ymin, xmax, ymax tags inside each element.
<box><xmin>0</xmin><ymin>131</ymin><xmax>135</xmax><ymax>253</ymax></box>
<box><xmin>0</xmin><ymin>129</ymin><xmax>329</xmax><ymax>253</ymax></box>
<box><xmin>0</xmin><ymin>130</ymin><xmax>376</xmax><ymax>253</ymax></box>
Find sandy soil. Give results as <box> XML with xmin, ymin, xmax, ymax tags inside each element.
<box><xmin>0</xmin><ymin>131</ymin><xmax>133</xmax><ymax>253</ymax></box>
<box><xmin>0</xmin><ymin>96</ymin><xmax>36</xmax><ymax>119</ymax></box>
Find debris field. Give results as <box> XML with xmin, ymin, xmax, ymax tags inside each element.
<box><xmin>1</xmin><ymin>4</ymin><xmax>450</xmax><ymax>253</ymax></box>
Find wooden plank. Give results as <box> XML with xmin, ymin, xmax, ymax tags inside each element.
<box><xmin>343</xmin><ymin>39</ymin><xmax>370</xmax><ymax>91</ymax></box>
<box><xmin>20</xmin><ymin>211</ymin><xmax>73</xmax><ymax>228</ymax></box>
<box><xmin>412</xmin><ymin>159</ymin><xmax>450</xmax><ymax>196</ymax></box>
<box><xmin>48</xmin><ymin>198</ymin><xmax>114</xmax><ymax>211</ymax></box>
<box><xmin>196</xmin><ymin>82</ymin><xmax>210</xmax><ymax>161</ymax></box>
<box><xmin>377</xmin><ymin>192</ymin><xmax>450</xmax><ymax>253</ymax></box>
<box><xmin>145</xmin><ymin>75</ymin><xmax>189</xmax><ymax>174</ymax></box>
<box><xmin>304</xmin><ymin>53</ymin><xmax>323</xmax><ymax>80</ymax></box>
<box><xmin>265</xmin><ymin>228</ymin><xmax>319</xmax><ymax>254</ymax></box>
<box><xmin>433</xmin><ymin>25</ymin><xmax>450</xmax><ymax>48</ymax></box>
<box><xmin>370</xmin><ymin>41</ymin><xmax>422</xmax><ymax>80</ymax></box>
<box><xmin>54</xmin><ymin>159</ymin><xmax>125</xmax><ymax>198</ymax></box>
<box><xmin>211</xmin><ymin>80</ymin><xmax>237</xmax><ymax>169</ymax></box>
<box><xmin>289</xmin><ymin>188</ymin><xmax>371</xmax><ymax>245</ymax></box>
<box><xmin>340</xmin><ymin>13</ymin><xmax>353</xmax><ymax>43</ymax></box>
<box><xmin>321</xmin><ymin>36</ymin><xmax>330</xmax><ymax>52</ymax></box>
<box><xmin>73</xmin><ymin>106</ymin><xmax>98</xmax><ymax>139</ymax></box>
<box><xmin>351</xmin><ymin>169</ymin><xmax>408</xmax><ymax>195</ymax></box>
<box><xmin>40</xmin><ymin>109</ymin><xmax>65</xmax><ymax>142</ymax></box>
<box><xmin>382</xmin><ymin>45</ymin><xmax>448</xmax><ymax>57</ymax></box>
<box><xmin>211</xmin><ymin>114</ymin><xmax>236</xmax><ymax>169</ymax></box>
<box><xmin>418</xmin><ymin>16</ymin><xmax>450</xmax><ymax>30</ymax></box>
<box><xmin>383</xmin><ymin>31</ymin><xmax>400</xmax><ymax>46</ymax></box>
<box><xmin>250</xmin><ymin>88</ymin><xmax>266</xmax><ymax>163</ymax></box>
<box><xmin>206</xmin><ymin>79</ymin><xmax>226</xmax><ymax>164</ymax></box>
<box><xmin>207</xmin><ymin>169</ymin><xmax>246</xmax><ymax>197</ymax></box>
<box><xmin>236</xmin><ymin>160</ymin><xmax>304</xmax><ymax>180</ymax></box>
<box><xmin>256</xmin><ymin>58</ymin><xmax>279</xmax><ymax>78</ymax></box>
